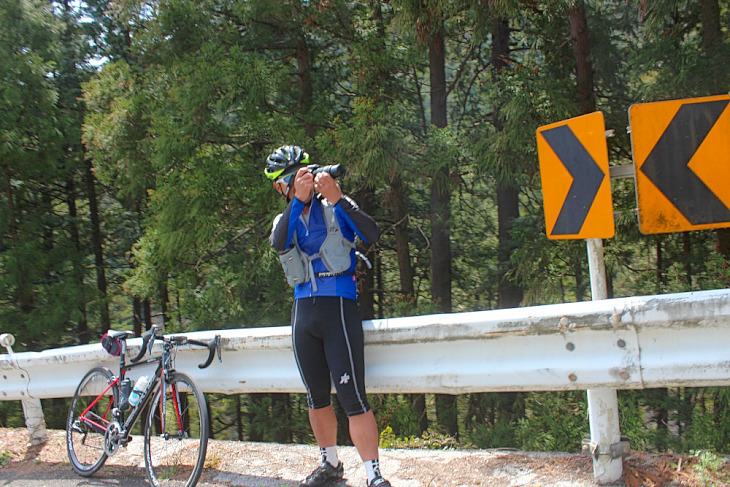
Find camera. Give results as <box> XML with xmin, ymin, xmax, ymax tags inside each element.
<box><xmin>307</xmin><ymin>164</ymin><xmax>347</xmax><ymax>179</ymax></box>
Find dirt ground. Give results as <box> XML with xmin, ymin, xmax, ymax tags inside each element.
<box><xmin>1</xmin><ymin>428</ymin><xmax>728</xmax><ymax>486</ymax></box>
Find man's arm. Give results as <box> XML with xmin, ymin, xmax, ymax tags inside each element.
<box><xmin>313</xmin><ymin>170</ymin><xmax>380</xmax><ymax>244</ymax></box>
<box><xmin>336</xmin><ymin>196</ymin><xmax>381</xmax><ymax>244</ymax></box>
<box><xmin>270</xmin><ymin>198</ymin><xmax>298</xmax><ymax>252</ymax></box>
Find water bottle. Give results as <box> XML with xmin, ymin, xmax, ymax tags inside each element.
<box><xmin>128</xmin><ymin>375</ymin><xmax>149</xmax><ymax>408</ymax></box>
<box><xmin>119</xmin><ymin>378</ymin><xmax>133</xmax><ymax>410</ymax></box>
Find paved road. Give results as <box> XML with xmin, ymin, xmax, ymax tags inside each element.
<box><xmin>0</xmin><ymin>469</ymin><xmax>148</xmax><ymax>487</ymax></box>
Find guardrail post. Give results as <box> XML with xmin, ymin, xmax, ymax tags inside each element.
<box><xmin>1</xmin><ymin>333</ymin><xmax>47</xmax><ymax>446</ymax></box>
<box><xmin>585</xmin><ymin>239</ymin><xmax>624</xmax><ymax>483</ymax></box>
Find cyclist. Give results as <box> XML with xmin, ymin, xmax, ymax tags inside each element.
<box><xmin>265</xmin><ymin>145</ymin><xmax>391</xmax><ymax>487</ymax></box>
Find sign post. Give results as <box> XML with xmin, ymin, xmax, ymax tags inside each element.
<box><xmin>537</xmin><ymin>96</ymin><xmax>730</xmax><ymax>482</ymax></box>
<box><xmin>584</xmin><ymin>239</ymin><xmax>623</xmax><ymax>482</ymax></box>
<box><xmin>537</xmin><ymin>113</ymin><xmax>623</xmax><ymax>484</ymax></box>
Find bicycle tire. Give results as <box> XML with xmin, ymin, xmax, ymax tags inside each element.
<box><xmin>66</xmin><ymin>366</ymin><xmax>117</xmax><ymax>476</ymax></box>
<box><xmin>144</xmin><ymin>371</ymin><xmax>209</xmax><ymax>487</ymax></box>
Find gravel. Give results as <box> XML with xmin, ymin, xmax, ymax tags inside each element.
<box><xmin>2</xmin><ymin>427</ymin><xmax>718</xmax><ymax>486</ymax></box>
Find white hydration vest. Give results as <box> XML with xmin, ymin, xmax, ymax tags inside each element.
<box><xmin>278</xmin><ymin>201</ymin><xmax>356</xmax><ymax>292</ymax></box>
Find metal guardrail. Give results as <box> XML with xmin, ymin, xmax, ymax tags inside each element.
<box><xmin>4</xmin><ymin>289</ymin><xmax>730</xmax><ymax>400</ymax></box>
<box><xmin>2</xmin><ymin>289</ymin><xmax>730</xmax><ymax>482</ymax></box>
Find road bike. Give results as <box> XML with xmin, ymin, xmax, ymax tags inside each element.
<box><xmin>66</xmin><ymin>325</ymin><xmax>221</xmax><ymax>487</ymax></box>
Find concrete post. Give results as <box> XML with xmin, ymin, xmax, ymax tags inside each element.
<box><xmin>0</xmin><ymin>333</ymin><xmax>47</xmax><ymax>446</ymax></box>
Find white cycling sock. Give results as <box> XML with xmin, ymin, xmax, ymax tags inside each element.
<box><xmin>320</xmin><ymin>446</ymin><xmax>339</xmax><ymax>467</ymax></box>
<box><xmin>364</xmin><ymin>459</ymin><xmax>381</xmax><ymax>482</ymax></box>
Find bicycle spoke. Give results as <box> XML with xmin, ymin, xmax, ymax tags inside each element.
<box><xmin>66</xmin><ymin>367</ymin><xmax>116</xmax><ymax>476</ymax></box>
<box><xmin>144</xmin><ymin>372</ymin><xmax>209</xmax><ymax>487</ymax></box>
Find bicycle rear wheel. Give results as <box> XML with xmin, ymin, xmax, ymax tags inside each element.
<box><xmin>144</xmin><ymin>371</ymin><xmax>209</xmax><ymax>487</ymax></box>
<box><xmin>66</xmin><ymin>366</ymin><xmax>116</xmax><ymax>476</ymax></box>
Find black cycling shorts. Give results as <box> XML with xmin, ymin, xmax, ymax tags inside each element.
<box><xmin>292</xmin><ymin>296</ymin><xmax>371</xmax><ymax>417</ymax></box>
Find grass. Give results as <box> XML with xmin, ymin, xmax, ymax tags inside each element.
<box><xmin>693</xmin><ymin>450</ymin><xmax>730</xmax><ymax>487</ymax></box>
<box><xmin>0</xmin><ymin>447</ymin><xmax>13</xmax><ymax>467</ymax></box>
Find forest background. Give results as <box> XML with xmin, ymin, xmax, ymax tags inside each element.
<box><xmin>2</xmin><ymin>0</ymin><xmax>730</xmax><ymax>460</ymax></box>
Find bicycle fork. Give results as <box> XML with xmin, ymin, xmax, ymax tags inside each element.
<box><xmin>159</xmin><ymin>371</ymin><xmax>187</xmax><ymax>440</ymax></box>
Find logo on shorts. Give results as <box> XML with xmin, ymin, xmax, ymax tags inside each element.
<box><xmin>339</xmin><ymin>373</ymin><xmax>350</xmax><ymax>385</ymax></box>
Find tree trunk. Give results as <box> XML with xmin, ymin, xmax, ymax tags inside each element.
<box><xmin>429</xmin><ymin>28</ymin><xmax>451</xmax><ymax>313</ymax></box>
<box><xmin>430</xmin><ymin>167</ymin><xmax>452</xmax><ymax>313</ymax></box>
<box><xmin>357</xmin><ymin>189</ymin><xmax>377</xmax><ymax>320</ymax></box>
<box><xmin>574</xmin><ymin>258</ymin><xmax>586</xmax><ymax>302</ymax></box>
<box><xmin>144</xmin><ymin>299</ymin><xmax>153</xmax><ymax>330</ymax></box>
<box><xmin>236</xmin><ymin>394</ymin><xmax>244</xmax><ymax>440</ymax></box>
<box><xmin>133</xmin><ymin>297</ymin><xmax>144</xmax><ymax>337</ymax></box>
<box><xmin>159</xmin><ymin>278</ymin><xmax>170</xmax><ymax>326</ymax></box>
<box><xmin>428</xmin><ymin>17</ymin><xmax>457</xmax><ymax>439</ymax></box>
<box><xmin>270</xmin><ymin>393</ymin><xmax>292</xmax><ymax>443</ymax></box>
<box><xmin>389</xmin><ymin>171</ymin><xmax>427</xmax><ymax>430</ymax></box>
<box><xmin>568</xmin><ymin>0</ymin><xmax>595</xmax><ymax>115</ymax></box>
<box><xmin>656</xmin><ymin>239</ymin><xmax>667</xmax><ymax>288</ymax></box>
<box><xmin>294</xmin><ymin>7</ymin><xmax>315</xmax><ymax>139</ymax></box>
<box><xmin>717</xmin><ymin>229</ymin><xmax>730</xmax><ymax>257</ymax></box>
<box><xmin>496</xmin><ymin>186</ymin><xmax>522</xmax><ymax>308</ymax></box>
<box><xmin>4</xmin><ymin>169</ymin><xmax>34</xmax><ymax>316</ymax></box>
<box><xmin>387</xmin><ymin>174</ymin><xmax>415</xmax><ymax>306</ymax></box>
<box><xmin>489</xmin><ymin>14</ymin><xmax>526</xmax><ymax>439</ymax></box>
<box><xmin>700</xmin><ymin>0</ymin><xmax>722</xmax><ymax>50</ymax></box>
<box><xmin>85</xmin><ymin>160</ymin><xmax>110</xmax><ymax>332</ymax></box>
<box><xmin>66</xmin><ymin>177</ymin><xmax>89</xmax><ymax>344</ymax></box>
<box><xmin>411</xmin><ymin>393</ymin><xmax>428</xmax><ymax>435</ymax></box>
<box><xmin>248</xmin><ymin>394</ymin><xmax>265</xmax><ymax>442</ymax></box>
<box><xmin>492</xmin><ymin>17</ymin><xmax>523</xmax><ymax>309</ymax></box>
<box><xmin>436</xmin><ymin>394</ymin><xmax>459</xmax><ymax>439</ymax></box>
<box><xmin>683</xmin><ymin>233</ymin><xmax>692</xmax><ymax>288</ymax></box>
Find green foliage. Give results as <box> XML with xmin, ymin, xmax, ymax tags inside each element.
<box><xmin>40</xmin><ymin>398</ymin><xmax>73</xmax><ymax>430</ymax></box>
<box><xmin>379</xmin><ymin>426</ymin><xmax>460</xmax><ymax>450</ymax></box>
<box><xmin>0</xmin><ymin>402</ymin><xmax>24</xmax><ymax>429</ymax></box>
<box><xmin>515</xmin><ymin>392</ymin><xmax>589</xmax><ymax>452</ymax></box>
<box><xmin>0</xmin><ymin>0</ymin><xmax>105</xmax><ymax>349</ymax></box>
<box><xmin>616</xmin><ymin>388</ymin><xmax>730</xmax><ymax>455</ymax></box>
<box><xmin>371</xmin><ymin>395</ymin><xmax>420</xmax><ymax>439</ymax></box>
<box><xmin>3</xmin><ymin>0</ymin><xmax>730</xmax><ymax>455</ymax></box>
<box><xmin>246</xmin><ymin>394</ymin><xmax>298</xmax><ymax>443</ymax></box>
<box><xmin>0</xmin><ymin>446</ymin><xmax>11</xmax><ymax>467</ymax></box>
<box><xmin>615</xmin><ymin>391</ymin><xmax>651</xmax><ymax>452</ymax></box>
<box><xmin>462</xmin><ymin>392</ymin><xmax>523</xmax><ymax>448</ymax></box>
<box><xmin>693</xmin><ymin>450</ymin><xmax>730</xmax><ymax>487</ymax></box>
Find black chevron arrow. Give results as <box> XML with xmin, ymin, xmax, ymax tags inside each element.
<box><xmin>640</xmin><ymin>99</ymin><xmax>730</xmax><ymax>225</ymax></box>
<box><xmin>540</xmin><ymin>125</ymin><xmax>606</xmax><ymax>236</ymax></box>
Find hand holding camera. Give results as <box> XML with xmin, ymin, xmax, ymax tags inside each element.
<box><xmin>314</xmin><ymin>171</ymin><xmax>343</xmax><ymax>204</ymax></box>
<box><xmin>293</xmin><ymin>168</ymin><xmax>315</xmax><ymax>203</ymax></box>
<box><xmin>293</xmin><ymin>164</ymin><xmax>346</xmax><ymax>204</ymax></box>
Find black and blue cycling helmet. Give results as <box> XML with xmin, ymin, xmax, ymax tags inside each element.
<box><xmin>264</xmin><ymin>145</ymin><xmax>310</xmax><ymax>181</ymax></box>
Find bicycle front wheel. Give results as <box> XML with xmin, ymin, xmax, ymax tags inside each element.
<box><xmin>66</xmin><ymin>366</ymin><xmax>116</xmax><ymax>476</ymax></box>
<box><xmin>144</xmin><ymin>371</ymin><xmax>209</xmax><ymax>487</ymax></box>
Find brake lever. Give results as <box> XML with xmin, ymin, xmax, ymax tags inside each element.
<box><xmin>130</xmin><ymin>326</ymin><xmax>156</xmax><ymax>363</ymax></box>
<box><xmin>191</xmin><ymin>336</ymin><xmax>221</xmax><ymax>369</ymax></box>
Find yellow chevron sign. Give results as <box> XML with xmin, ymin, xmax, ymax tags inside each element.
<box><xmin>630</xmin><ymin>94</ymin><xmax>730</xmax><ymax>234</ymax></box>
<box><xmin>537</xmin><ymin>112</ymin><xmax>614</xmax><ymax>240</ymax></box>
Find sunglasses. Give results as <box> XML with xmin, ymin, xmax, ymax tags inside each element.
<box><xmin>276</xmin><ymin>173</ymin><xmax>295</xmax><ymax>186</ymax></box>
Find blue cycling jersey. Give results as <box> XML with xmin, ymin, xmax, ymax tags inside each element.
<box><xmin>287</xmin><ymin>197</ymin><xmax>360</xmax><ymax>300</ymax></box>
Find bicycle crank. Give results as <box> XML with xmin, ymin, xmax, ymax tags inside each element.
<box><xmin>104</xmin><ymin>421</ymin><xmax>124</xmax><ymax>456</ymax></box>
